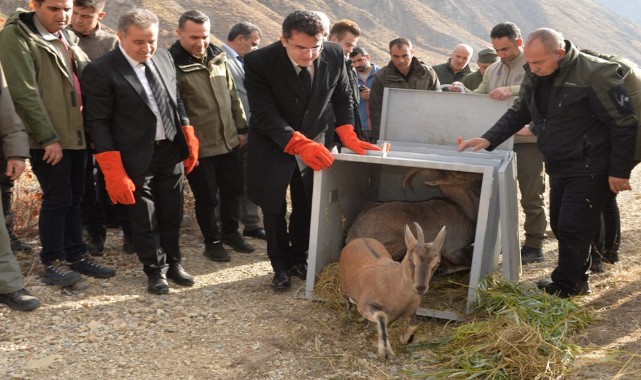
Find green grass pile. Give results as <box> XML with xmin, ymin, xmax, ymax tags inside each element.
<box><xmin>406</xmin><ymin>276</ymin><xmax>595</xmax><ymax>379</ymax></box>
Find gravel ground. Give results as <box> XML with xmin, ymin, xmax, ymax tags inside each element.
<box><xmin>3</xmin><ymin>168</ymin><xmax>641</xmax><ymax>379</ymax></box>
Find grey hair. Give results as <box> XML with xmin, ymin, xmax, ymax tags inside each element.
<box><xmin>118</xmin><ymin>9</ymin><xmax>159</xmax><ymax>34</ymax></box>
<box><xmin>526</xmin><ymin>28</ymin><xmax>565</xmax><ymax>53</ymax></box>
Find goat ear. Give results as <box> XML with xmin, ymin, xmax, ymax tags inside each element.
<box><xmin>405</xmin><ymin>224</ymin><xmax>417</xmax><ymax>247</ymax></box>
<box><xmin>413</xmin><ymin>222</ymin><xmax>424</xmax><ymax>243</ymax></box>
<box><xmin>431</xmin><ymin>226</ymin><xmax>447</xmax><ymax>253</ymax></box>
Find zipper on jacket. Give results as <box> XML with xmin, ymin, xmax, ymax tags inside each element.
<box><xmin>77</xmin><ymin>130</ymin><xmax>83</xmax><ymax>146</ymax></box>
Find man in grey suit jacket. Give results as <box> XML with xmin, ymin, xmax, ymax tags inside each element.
<box><xmin>244</xmin><ymin>11</ymin><xmax>379</xmax><ymax>290</ymax></box>
<box><xmin>221</xmin><ymin>22</ymin><xmax>266</xmax><ymax>240</ymax></box>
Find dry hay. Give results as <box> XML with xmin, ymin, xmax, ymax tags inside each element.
<box><xmin>419</xmin><ymin>272</ymin><xmax>471</xmax><ymax>316</ymax></box>
<box><xmin>313</xmin><ymin>262</ymin><xmax>356</xmax><ymax>322</ymax></box>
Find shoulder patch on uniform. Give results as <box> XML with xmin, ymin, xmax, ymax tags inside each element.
<box><xmin>608</xmin><ymin>84</ymin><xmax>634</xmax><ymax>115</ymax></box>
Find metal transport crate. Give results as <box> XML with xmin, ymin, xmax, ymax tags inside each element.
<box><xmin>306</xmin><ymin>89</ymin><xmax>519</xmax><ymax>320</ymax></box>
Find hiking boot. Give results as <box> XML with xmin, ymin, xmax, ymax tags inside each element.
<box><xmin>69</xmin><ymin>256</ymin><xmax>116</xmax><ymax>279</ymax></box>
<box><xmin>86</xmin><ymin>234</ymin><xmax>105</xmax><ymax>256</ymax></box>
<box><xmin>222</xmin><ymin>231</ymin><xmax>255</xmax><ymax>253</ymax></box>
<box><xmin>0</xmin><ymin>288</ymin><xmax>41</xmax><ymax>311</ymax></box>
<box><xmin>203</xmin><ymin>241</ymin><xmax>231</xmax><ymax>262</ymax></box>
<box><xmin>43</xmin><ymin>261</ymin><xmax>82</xmax><ymax>287</ymax></box>
<box><xmin>9</xmin><ymin>233</ymin><xmax>32</xmax><ymax>253</ymax></box>
<box><xmin>521</xmin><ymin>246</ymin><xmax>545</xmax><ymax>265</ymax></box>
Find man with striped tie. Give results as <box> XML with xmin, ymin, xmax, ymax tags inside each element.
<box><xmin>82</xmin><ymin>9</ymin><xmax>199</xmax><ymax>295</ymax></box>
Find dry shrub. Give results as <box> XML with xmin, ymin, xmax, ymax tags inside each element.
<box><xmin>11</xmin><ymin>166</ymin><xmax>41</xmax><ymax>238</ymax></box>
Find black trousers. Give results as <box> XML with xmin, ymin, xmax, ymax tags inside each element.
<box><xmin>263</xmin><ymin>164</ymin><xmax>313</xmax><ymax>272</ymax></box>
<box><xmin>127</xmin><ymin>140</ymin><xmax>184</xmax><ymax>270</ymax></box>
<box><xmin>30</xmin><ymin>149</ymin><xmax>87</xmax><ymax>265</ymax></box>
<box><xmin>549</xmin><ymin>174</ymin><xmax>610</xmax><ymax>291</ymax></box>
<box><xmin>186</xmin><ymin>149</ymin><xmax>243</xmax><ymax>243</ymax></box>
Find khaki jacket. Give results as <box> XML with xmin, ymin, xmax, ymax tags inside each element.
<box><xmin>170</xmin><ymin>42</ymin><xmax>246</xmax><ymax>158</ymax></box>
<box><xmin>0</xmin><ymin>10</ymin><xmax>89</xmax><ymax>150</ymax></box>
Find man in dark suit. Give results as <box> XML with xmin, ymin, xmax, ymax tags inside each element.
<box><xmin>244</xmin><ymin>10</ymin><xmax>380</xmax><ymax>290</ymax></box>
<box><xmin>81</xmin><ymin>9</ymin><xmax>199</xmax><ymax>295</ymax></box>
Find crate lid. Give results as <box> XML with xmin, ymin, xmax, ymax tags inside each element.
<box><xmin>379</xmin><ymin>89</ymin><xmax>515</xmax><ymax>151</ymax></box>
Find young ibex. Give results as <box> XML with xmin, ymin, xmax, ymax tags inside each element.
<box><xmin>346</xmin><ymin>168</ymin><xmax>481</xmax><ymax>274</ymax></box>
<box><xmin>339</xmin><ymin>223</ymin><xmax>446</xmax><ymax>360</ymax></box>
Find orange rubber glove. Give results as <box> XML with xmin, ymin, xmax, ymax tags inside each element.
<box><xmin>94</xmin><ymin>151</ymin><xmax>136</xmax><ymax>205</ymax></box>
<box><xmin>284</xmin><ymin>131</ymin><xmax>334</xmax><ymax>171</ymax></box>
<box><xmin>182</xmin><ymin>125</ymin><xmax>199</xmax><ymax>174</ymax></box>
<box><xmin>335</xmin><ymin>124</ymin><xmax>382</xmax><ymax>155</ymax></box>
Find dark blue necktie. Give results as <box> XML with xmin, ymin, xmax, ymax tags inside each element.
<box><xmin>142</xmin><ymin>62</ymin><xmax>176</xmax><ymax>141</ymax></box>
<box><xmin>236</xmin><ymin>55</ymin><xmax>244</xmax><ymax>67</ymax></box>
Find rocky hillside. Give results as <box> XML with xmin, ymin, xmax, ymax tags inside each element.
<box><xmin>594</xmin><ymin>0</ymin><xmax>641</xmax><ymax>26</ymax></box>
<box><xmin>2</xmin><ymin>0</ymin><xmax>641</xmax><ymax>66</ymax></box>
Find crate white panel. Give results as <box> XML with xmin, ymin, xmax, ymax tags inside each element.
<box><xmin>379</xmin><ymin>89</ymin><xmax>514</xmax><ymax>151</ymax></box>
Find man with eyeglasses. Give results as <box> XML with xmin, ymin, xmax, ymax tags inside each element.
<box><xmin>244</xmin><ymin>10</ymin><xmax>380</xmax><ymax>290</ymax></box>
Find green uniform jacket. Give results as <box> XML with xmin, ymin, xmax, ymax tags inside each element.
<box><xmin>170</xmin><ymin>42</ymin><xmax>246</xmax><ymax>158</ymax></box>
<box><xmin>0</xmin><ymin>9</ymin><xmax>89</xmax><ymax>150</ymax></box>
<box><xmin>597</xmin><ymin>54</ymin><xmax>641</xmax><ymax>161</ymax></box>
<box><xmin>432</xmin><ymin>59</ymin><xmax>471</xmax><ymax>84</ymax></box>
<box><xmin>461</xmin><ymin>69</ymin><xmax>483</xmax><ymax>91</ymax></box>
<box><xmin>483</xmin><ymin>40</ymin><xmax>638</xmax><ymax>178</ymax></box>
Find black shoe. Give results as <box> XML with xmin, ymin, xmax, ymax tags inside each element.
<box><xmin>10</xmin><ymin>234</ymin><xmax>32</xmax><ymax>253</ymax></box>
<box><xmin>537</xmin><ymin>279</ymin><xmax>591</xmax><ymax>298</ymax></box>
<box><xmin>147</xmin><ymin>271</ymin><xmax>169</xmax><ymax>295</ymax></box>
<box><xmin>86</xmin><ymin>234</ymin><xmax>105</xmax><ymax>256</ymax></box>
<box><xmin>590</xmin><ymin>254</ymin><xmax>605</xmax><ymax>273</ymax></box>
<box><xmin>122</xmin><ymin>235</ymin><xmax>135</xmax><ymax>254</ymax></box>
<box><xmin>0</xmin><ymin>288</ymin><xmax>41</xmax><ymax>311</ymax></box>
<box><xmin>521</xmin><ymin>246</ymin><xmax>545</xmax><ymax>265</ymax></box>
<box><xmin>69</xmin><ymin>256</ymin><xmax>116</xmax><ymax>279</ymax></box>
<box><xmin>271</xmin><ymin>270</ymin><xmax>291</xmax><ymax>290</ymax></box>
<box><xmin>203</xmin><ymin>241</ymin><xmax>231</xmax><ymax>262</ymax></box>
<box><xmin>243</xmin><ymin>227</ymin><xmax>266</xmax><ymax>240</ymax></box>
<box><xmin>43</xmin><ymin>261</ymin><xmax>82</xmax><ymax>287</ymax></box>
<box><xmin>290</xmin><ymin>264</ymin><xmax>308</xmax><ymax>280</ymax></box>
<box><xmin>222</xmin><ymin>231</ymin><xmax>255</xmax><ymax>253</ymax></box>
<box><xmin>602</xmin><ymin>250</ymin><xmax>619</xmax><ymax>264</ymax></box>
<box><xmin>575</xmin><ymin>279</ymin><xmax>592</xmax><ymax>295</ymax></box>
<box><xmin>167</xmin><ymin>263</ymin><xmax>195</xmax><ymax>286</ymax></box>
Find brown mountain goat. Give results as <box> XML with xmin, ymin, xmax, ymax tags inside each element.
<box><xmin>346</xmin><ymin>168</ymin><xmax>481</xmax><ymax>274</ymax></box>
<box><xmin>339</xmin><ymin>223</ymin><xmax>446</xmax><ymax>360</ymax></box>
